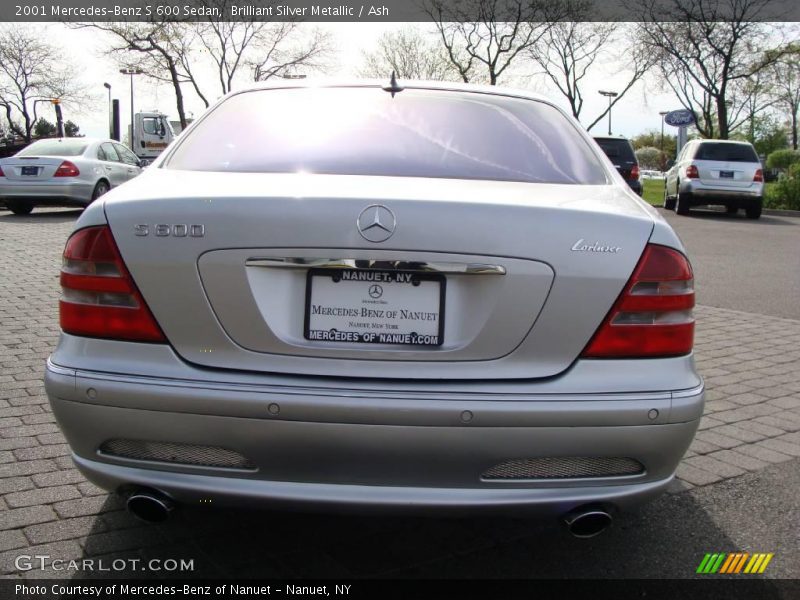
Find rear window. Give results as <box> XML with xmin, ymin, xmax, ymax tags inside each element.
<box><xmin>594</xmin><ymin>138</ymin><xmax>636</xmax><ymax>163</ymax></box>
<box><xmin>694</xmin><ymin>143</ymin><xmax>758</xmax><ymax>163</ymax></box>
<box><xmin>165</xmin><ymin>87</ymin><xmax>607</xmax><ymax>185</ymax></box>
<box><xmin>17</xmin><ymin>139</ymin><xmax>88</xmax><ymax>157</ymax></box>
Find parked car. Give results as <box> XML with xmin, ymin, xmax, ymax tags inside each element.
<box><xmin>45</xmin><ymin>81</ymin><xmax>702</xmax><ymax>537</ymax></box>
<box><xmin>593</xmin><ymin>135</ymin><xmax>642</xmax><ymax>195</ymax></box>
<box><xmin>0</xmin><ymin>137</ymin><xmax>143</xmax><ymax>215</ymax></box>
<box><xmin>664</xmin><ymin>139</ymin><xmax>763</xmax><ymax>218</ymax></box>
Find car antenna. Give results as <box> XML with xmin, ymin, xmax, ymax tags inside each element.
<box><xmin>382</xmin><ymin>71</ymin><xmax>404</xmax><ymax>97</ymax></box>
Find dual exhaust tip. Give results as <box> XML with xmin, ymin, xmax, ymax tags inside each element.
<box><xmin>126</xmin><ymin>489</ymin><xmax>174</xmax><ymax>523</ymax></box>
<box><xmin>127</xmin><ymin>488</ymin><xmax>613</xmax><ymax>538</ymax></box>
<box><xmin>562</xmin><ymin>506</ymin><xmax>613</xmax><ymax>538</ymax></box>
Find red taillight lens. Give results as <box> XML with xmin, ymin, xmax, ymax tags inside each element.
<box><xmin>581</xmin><ymin>244</ymin><xmax>694</xmax><ymax>358</ymax></box>
<box><xmin>630</xmin><ymin>165</ymin><xmax>640</xmax><ymax>181</ymax></box>
<box><xmin>754</xmin><ymin>169</ymin><xmax>763</xmax><ymax>182</ymax></box>
<box><xmin>59</xmin><ymin>226</ymin><xmax>166</xmax><ymax>343</ymax></box>
<box><xmin>0</xmin><ymin>165</ymin><xmax>5</xmax><ymax>177</ymax></box>
<box><xmin>685</xmin><ymin>165</ymin><xmax>699</xmax><ymax>179</ymax></box>
<box><xmin>54</xmin><ymin>160</ymin><xmax>80</xmax><ymax>177</ymax></box>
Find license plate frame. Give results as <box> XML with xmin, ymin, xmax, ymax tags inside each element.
<box><xmin>719</xmin><ymin>170</ymin><xmax>734</xmax><ymax>179</ymax></box>
<box><xmin>20</xmin><ymin>166</ymin><xmax>39</xmax><ymax>176</ymax></box>
<box><xmin>304</xmin><ymin>269</ymin><xmax>446</xmax><ymax>347</ymax></box>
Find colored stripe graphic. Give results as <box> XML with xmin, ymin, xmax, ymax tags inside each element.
<box><xmin>698</xmin><ymin>552</ymin><xmax>773</xmax><ymax>574</ymax></box>
<box><xmin>758</xmin><ymin>554</ymin><xmax>774</xmax><ymax>573</ymax></box>
<box><xmin>720</xmin><ymin>553</ymin><xmax>737</xmax><ymax>574</ymax></box>
<box><xmin>710</xmin><ymin>553</ymin><xmax>726</xmax><ymax>573</ymax></box>
<box><xmin>697</xmin><ymin>554</ymin><xmax>713</xmax><ymax>574</ymax></box>
<box><xmin>733</xmin><ymin>553</ymin><xmax>750</xmax><ymax>573</ymax></box>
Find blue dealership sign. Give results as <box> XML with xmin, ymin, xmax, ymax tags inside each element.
<box><xmin>664</xmin><ymin>109</ymin><xmax>695</xmax><ymax>127</ymax></box>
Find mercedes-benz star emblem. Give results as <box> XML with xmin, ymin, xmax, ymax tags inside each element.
<box><xmin>357</xmin><ymin>205</ymin><xmax>396</xmax><ymax>243</ymax></box>
<box><xmin>368</xmin><ymin>284</ymin><xmax>384</xmax><ymax>299</ymax></box>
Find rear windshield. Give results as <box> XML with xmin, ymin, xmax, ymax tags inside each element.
<box><xmin>594</xmin><ymin>138</ymin><xmax>636</xmax><ymax>163</ymax></box>
<box><xmin>694</xmin><ymin>143</ymin><xmax>758</xmax><ymax>163</ymax></box>
<box><xmin>165</xmin><ymin>87</ymin><xmax>607</xmax><ymax>185</ymax></box>
<box><xmin>17</xmin><ymin>139</ymin><xmax>88</xmax><ymax>157</ymax></box>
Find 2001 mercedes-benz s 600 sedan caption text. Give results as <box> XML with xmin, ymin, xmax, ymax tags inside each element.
<box><xmin>45</xmin><ymin>80</ymin><xmax>703</xmax><ymax>537</ymax></box>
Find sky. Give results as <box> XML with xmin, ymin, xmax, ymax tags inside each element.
<box><xmin>47</xmin><ymin>22</ymin><xmax>683</xmax><ymax>141</ymax></box>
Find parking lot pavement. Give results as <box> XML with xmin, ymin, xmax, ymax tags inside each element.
<box><xmin>659</xmin><ymin>209</ymin><xmax>800</xmax><ymax>320</ymax></box>
<box><xmin>0</xmin><ymin>208</ymin><xmax>798</xmax><ymax>580</ymax></box>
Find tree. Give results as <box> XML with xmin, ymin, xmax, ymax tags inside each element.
<box><xmin>248</xmin><ymin>23</ymin><xmax>331</xmax><ymax>82</ymax></box>
<box><xmin>632</xmin><ymin>129</ymin><xmax>677</xmax><ymax>161</ymax></box>
<box><xmin>73</xmin><ymin>22</ymin><xmax>194</xmax><ymax>129</ymax></box>
<box><xmin>635</xmin><ymin>146</ymin><xmax>662</xmax><ymax>170</ymax></box>
<box><xmin>424</xmin><ymin>0</ymin><xmax>564</xmax><ymax>85</ymax></box>
<box><xmin>636</xmin><ymin>0</ymin><xmax>788</xmax><ymax>139</ymax></box>
<box><xmin>528</xmin><ymin>19</ymin><xmax>654</xmax><ymax>131</ymax></box>
<box><xmin>0</xmin><ymin>27</ymin><xmax>83</xmax><ymax>142</ymax></box>
<box><xmin>189</xmin><ymin>0</ymin><xmax>331</xmax><ymax>99</ymax></box>
<box><xmin>64</xmin><ymin>120</ymin><xmax>81</xmax><ymax>137</ymax></box>
<box><xmin>769</xmin><ymin>44</ymin><xmax>800</xmax><ymax>149</ymax></box>
<box><xmin>359</xmin><ymin>26</ymin><xmax>459</xmax><ymax>80</ymax></box>
<box><xmin>33</xmin><ymin>117</ymin><xmax>56</xmax><ymax>138</ymax></box>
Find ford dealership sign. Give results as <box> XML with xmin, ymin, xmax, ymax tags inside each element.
<box><xmin>664</xmin><ymin>109</ymin><xmax>696</xmax><ymax>127</ymax></box>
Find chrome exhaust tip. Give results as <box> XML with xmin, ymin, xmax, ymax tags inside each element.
<box><xmin>562</xmin><ymin>506</ymin><xmax>613</xmax><ymax>538</ymax></box>
<box><xmin>126</xmin><ymin>489</ymin><xmax>175</xmax><ymax>523</ymax></box>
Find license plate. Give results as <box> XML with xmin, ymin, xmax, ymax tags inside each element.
<box><xmin>719</xmin><ymin>170</ymin><xmax>734</xmax><ymax>178</ymax></box>
<box><xmin>304</xmin><ymin>269</ymin><xmax>445</xmax><ymax>346</ymax></box>
<box><xmin>21</xmin><ymin>166</ymin><xmax>38</xmax><ymax>176</ymax></box>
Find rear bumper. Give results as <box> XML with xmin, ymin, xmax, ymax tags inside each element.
<box><xmin>681</xmin><ymin>180</ymin><xmax>762</xmax><ymax>203</ymax></box>
<box><xmin>0</xmin><ymin>180</ymin><xmax>94</xmax><ymax>205</ymax></box>
<box><xmin>46</xmin><ymin>358</ymin><xmax>703</xmax><ymax>515</ymax></box>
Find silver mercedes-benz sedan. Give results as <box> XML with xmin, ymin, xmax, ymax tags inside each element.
<box><xmin>45</xmin><ymin>81</ymin><xmax>703</xmax><ymax>536</ymax></box>
<box><xmin>0</xmin><ymin>137</ymin><xmax>143</xmax><ymax>215</ymax></box>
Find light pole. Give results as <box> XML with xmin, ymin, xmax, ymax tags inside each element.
<box><xmin>599</xmin><ymin>90</ymin><xmax>618</xmax><ymax>135</ymax></box>
<box><xmin>119</xmin><ymin>68</ymin><xmax>143</xmax><ymax>146</ymax></box>
<box><xmin>103</xmin><ymin>83</ymin><xmax>111</xmax><ymax>138</ymax></box>
<box><xmin>659</xmin><ymin>111</ymin><xmax>669</xmax><ymax>171</ymax></box>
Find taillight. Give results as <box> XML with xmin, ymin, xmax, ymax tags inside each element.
<box><xmin>754</xmin><ymin>169</ymin><xmax>763</xmax><ymax>182</ymax></box>
<box><xmin>0</xmin><ymin>166</ymin><xmax>5</xmax><ymax>177</ymax></box>
<box><xmin>54</xmin><ymin>160</ymin><xmax>80</xmax><ymax>177</ymax></box>
<box><xmin>582</xmin><ymin>244</ymin><xmax>694</xmax><ymax>358</ymax></box>
<box><xmin>685</xmin><ymin>165</ymin><xmax>699</xmax><ymax>179</ymax></box>
<box><xmin>630</xmin><ymin>165</ymin><xmax>640</xmax><ymax>181</ymax></box>
<box><xmin>59</xmin><ymin>226</ymin><xmax>166</xmax><ymax>343</ymax></box>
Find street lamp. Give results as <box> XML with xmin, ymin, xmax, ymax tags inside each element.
<box><xmin>103</xmin><ymin>83</ymin><xmax>111</xmax><ymax>138</ymax></box>
<box><xmin>599</xmin><ymin>90</ymin><xmax>618</xmax><ymax>136</ymax></box>
<box><xmin>659</xmin><ymin>111</ymin><xmax>669</xmax><ymax>171</ymax></box>
<box><xmin>119</xmin><ymin>68</ymin><xmax>144</xmax><ymax>146</ymax></box>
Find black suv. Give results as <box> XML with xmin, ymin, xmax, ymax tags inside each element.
<box><xmin>593</xmin><ymin>136</ymin><xmax>642</xmax><ymax>196</ymax></box>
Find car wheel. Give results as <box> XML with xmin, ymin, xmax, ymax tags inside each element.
<box><xmin>664</xmin><ymin>186</ymin><xmax>676</xmax><ymax>211</ymax></box>
<box><xmin>675</xmin><ymin>183</ymin><xmax>691</xmax><ymax>216</ymax></box>
<box><xmin>745</xmin><ymin>198</ymin><xmax>762</xmax><ymax>220</ymax></box>
<box><xmin>6</xmin><ymin>200</ymin><xmax>33</xmax><ymax>216</ymax></box>
<box><xmin>91</xmin><ymin>180</ymin><xmax>110</xmax><ymax>202</ymax></box>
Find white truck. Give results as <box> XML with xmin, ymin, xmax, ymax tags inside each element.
<box><xmin>129</xmin><ymin>111</ymin><xmax>175</xmax><ymax>164</ymax></box>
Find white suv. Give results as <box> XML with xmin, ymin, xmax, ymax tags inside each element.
<box><xmin>665</xmin><ymin>140</ymin><xmax>764</xmax><ymax>219</ymax></box>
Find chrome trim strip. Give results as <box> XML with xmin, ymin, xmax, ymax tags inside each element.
<box><xmin>245</xmin><ymin>257</ymin><xmax>506</xmax><ymax>275</ymax></box>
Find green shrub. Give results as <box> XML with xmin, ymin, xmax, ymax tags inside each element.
<box><xmin>766</xmin><ymin>149</ymin><xmax>800</xmax><ymax>171</ymax></box>
<box><xmin>764</xmin><ymin>176</ymin><xmax>800</xmax><ymax>211</ymax></box>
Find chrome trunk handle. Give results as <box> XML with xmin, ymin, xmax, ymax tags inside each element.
<box><xmin>245</xmin><ymin>257</ymin><xmax>506</xmax><ymax>276</ymax></box>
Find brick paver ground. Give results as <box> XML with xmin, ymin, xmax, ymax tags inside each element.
<box><xmin>1</xmin><ymin>209</ymin><xmax>799</xmax><ymax>578</ymax></box>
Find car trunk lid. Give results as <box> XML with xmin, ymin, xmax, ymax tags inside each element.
<box><xmin>104</xmin><ymin>170</ymin><xmax>655</xmax><ymax>380</ymax></box>
<box><xmin>0</xmin><ymin>157</ymin><xmax>66</xmax><ymax>180</ymax></box>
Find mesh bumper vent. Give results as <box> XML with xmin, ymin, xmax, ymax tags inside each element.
<box><xmin>99</xmin><ymin>439</ymin><xmax>255</xmax><ymax>470</ymax></box>
<box><xmin>482</xmin><ymin>457</ymin><xmax>644</xmax><ymax>480</ymax></box>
